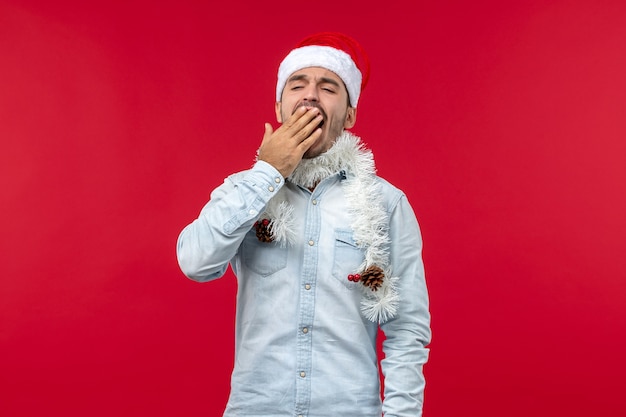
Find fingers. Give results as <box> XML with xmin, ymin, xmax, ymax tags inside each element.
<box><xmin>257</xmin><ymin>106</ymin><xmax>322</xmax><ymax>177</ymax></box>
<box><xmin>283</xmin><ymin>106</ymin><xmax>322</xmax><ymax>141</ymax></box>
<box><xmin>295</xmin><ymin>110</ymin><xmax>323</xmax><ymax>144</ymax></box>
<box><xmin>298</xmin><ymin>125</ymin><xmax>322</xmax><ymax>151</ymax></box>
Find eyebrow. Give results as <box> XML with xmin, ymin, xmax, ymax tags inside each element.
<box><xmin>287</xmin><ymin>74</ymin><xmax>341</xmax><ymax>88</ymax></box>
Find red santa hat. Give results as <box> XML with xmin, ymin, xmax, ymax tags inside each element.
<box><xmin>276</xmin><ymin>32</ymin><xmax>371</xmax><ymax>107</ymax></box>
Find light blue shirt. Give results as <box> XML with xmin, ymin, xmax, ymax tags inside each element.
<box><xmin>177</xmin><ymin>160</ymin><xmax>431</xmax><ymax>417</ymax></box>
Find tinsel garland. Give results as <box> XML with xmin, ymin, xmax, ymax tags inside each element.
<box><xmin>257</xmin><ymin>132</ymin><xmax>399</xmax><ymax>323</ymax></box>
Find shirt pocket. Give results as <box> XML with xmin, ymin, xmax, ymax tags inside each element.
<box><xmin>240</xmin><ymin>231</ymin><xmax>288</xmax><ymax>277</ymax></box>
<box><xmin>332</xmin><ymin>228</ymin><xmax>365</xmax><ymax>290</ymax></box>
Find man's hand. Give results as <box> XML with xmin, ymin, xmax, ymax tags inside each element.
<box><xmin>257</xmin><ymin>105</ymin><xmax>323</xmax><ymax>178</ymax></box>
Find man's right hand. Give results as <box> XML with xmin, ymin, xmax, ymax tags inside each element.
<box><xmin>257</xmin><ymin>105</ymin><xmax>323</xmax><ymax>178</ymax></box>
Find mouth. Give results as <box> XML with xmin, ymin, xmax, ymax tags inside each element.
<box><xmin>294</xmin><ymin>102</ymin><xmax>326</xmax><ymax>128</ymax></box>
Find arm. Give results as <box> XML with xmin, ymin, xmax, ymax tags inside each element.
<box><xmin>380</xmin><ymin>195</ymin><xmax>432</xmax><ymax>417</ymax></box>
<box><xmin>176</xmin><ymin>161</ymin><xmax>284</xmax><ymax>282</ymax></box>
<box><xmin>177</xmin><ymin>105</ymin><xmax>323</xmax><ymax>281</ymax></box>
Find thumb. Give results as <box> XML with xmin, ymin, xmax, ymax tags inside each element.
<box><xmin>261</xmin><ymin>122</ymin><xmax>274</xmax><ymax>143</ymax></box>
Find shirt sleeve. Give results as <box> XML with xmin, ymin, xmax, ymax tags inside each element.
<box><xmin>176</xmin><ymin>160</ymin><xmax>285</xmax><ymax>282</ymax></box>
<box><xmin>380</xmin><ymin>194</ymin><xmax>432</xmax><ymax>417</ymax></box>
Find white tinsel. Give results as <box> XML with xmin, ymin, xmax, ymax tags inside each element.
<box><xmin>259</xmin><ymin>131</ymin><xmax>399</xmax><ymax>324</ymax></box>
<box><xmin>266</xmin><ymin>201</ymin><xmax>296</xmax><ymax>247</ymax></box>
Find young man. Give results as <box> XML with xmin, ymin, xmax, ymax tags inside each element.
<box><xmin>177</xmin><ymin>32</ymin><xmax>431</xmax><ymax>417</ymax></box>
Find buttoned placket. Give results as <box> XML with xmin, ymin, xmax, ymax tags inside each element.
<box><xmin>294</xmin><ymin>187</ymin><xmax>323</xmax><ymax>417</ymax></box>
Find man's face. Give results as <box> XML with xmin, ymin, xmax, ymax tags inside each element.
<box><xmin>276</xmin><ymin>67</ymin><xmax>356</xmax><ymax>159</ymax></box>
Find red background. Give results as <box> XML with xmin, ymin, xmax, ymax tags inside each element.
<box><xmin>2</xmin><ymin>0</ymin><xmax>625</xmax><ymax>416</ymax></box>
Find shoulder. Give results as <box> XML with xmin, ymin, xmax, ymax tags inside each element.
<box><xmin>374</xmin><ymin>175</ymin><xmax>407</xmax><ymax>211</ymax></box>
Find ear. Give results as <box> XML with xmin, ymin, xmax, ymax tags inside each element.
<box><xmin>275</xmin><ymin>102</ymin><xmax>283</xmax><ymax>123</ymax></box>
<box><xmin>343</xmin><ymin>107</ymin><xmax>357</xmax><ymax>129</ymax></box>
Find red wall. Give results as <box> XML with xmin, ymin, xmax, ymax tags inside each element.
<box><xmin>2</xmin><ymin>1</ymin><xmax>625</xmax><ymax>416</ymax></box>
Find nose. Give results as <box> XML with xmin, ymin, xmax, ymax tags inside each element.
<box><xmin>302</xmin><ymin>84</ymin><xmax>319</xmax><ymax>102</ymax></box>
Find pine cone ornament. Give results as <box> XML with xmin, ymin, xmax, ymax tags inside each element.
<box><xmin>360</xmin><ymin>265</ymin><xmax>385</xmax><ymax>291</ymax></box>
<box><xmin>253</xmin><ymin>219</ymin><xmax>274</xmax><ymax>243</ymax></box>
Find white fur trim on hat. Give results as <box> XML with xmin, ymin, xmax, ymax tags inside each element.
<box><xmin>276</xmin><ymin>45</ymin><xmax>362</xmax><ymax>107</ymax></box>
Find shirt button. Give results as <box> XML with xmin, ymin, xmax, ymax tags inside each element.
<box><xmin>274</xmin><ymin>177</ymin><xmax>281</xmax><ymax>183</ymax></box>
<box><xmin>300</xmin><ymin>371</ymin><xmax>306</xmax><ymax>378</ymax></box>
<box><xmin>312</xmin><ymin>199</ymin><xmax>318</xmax><ymax>205</ymax></box>
<box><xmin>302</xmin><ymin>327</ymin><xmax>309</xmax><ymax>334</ymax></box>
<box><xmin>268</xmin><ymin>186</ymin><xmax>275</xmax><ymax>192</ymax></box>
<box><xmin>308</xmin><ymin>240</ymin><xmax>314</xmax><ymax>246</ymax></box>
<box><xmin>305</xmin><ymin>284</ymin><xmax>311</xmax><ymax>290</ymax></box>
